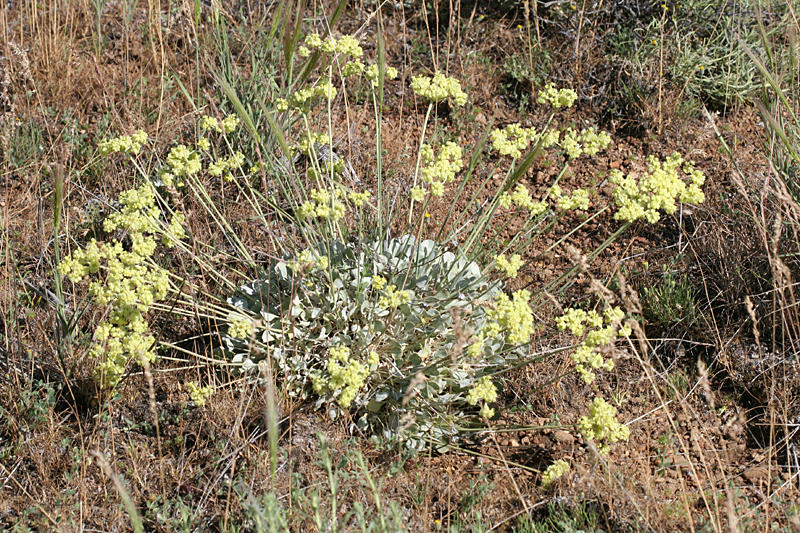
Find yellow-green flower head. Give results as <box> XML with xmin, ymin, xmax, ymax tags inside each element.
<box><xmin>221</xmin><ymin>114</ymin><xmax>240</xmax><ymax>134</ymax></box>
<box><xmin>367</xmin><ymin>350</ymin><xmax>379</xmax><ymax>368</ymax></box>
<box><xmin>317</xmin><ymin>79</ymin><xmax>337</xmax><ymax>99</ymax></box>
<box><xmin>557</xmin><ymin>306</ymin><xmax>624</xmax><ymax>383</ymax></box>
<box><xmin>410</xmin><ymin>186</ymin><xmax>426</xmax><ymax>202</ymax></box>
<box><xmin>320</xmin><ymin>37</ymin><xmax>337</xmax><ymax>53</ymax></box>
<box><xmin>556</xmin><ymin>188</ymin><xmax>590</xmax><ymax>210</ymax></box>
<box><xmin>228</xmin><ymin>316</ymin><xmax>253</xmax><ymax>339</ymax></box>
<box><xmin>541</xmin><ymin>459</ymin><xmax>571</xmax><ymax>489</ymax></box>
<box><xmin>296</xmin><ymin>187</ymin><xmax>347</xmax><ymax>222</ymax></box>
<box><xmin>466</xmin><ymin>376</ymin><xmax>498</xmax><ymax>405</ymax></box>
<box><xmin>486</xmin><ymin>290</ymin><xmax>536</xmax><ymax>344</ymax></box>
<box><xmin>560</xmin><ymin>128</ymin><xmax>583</xmax><ymax>159</ymax></box>
<box><xmin>304</xmin><ymin>32</ymin><xmax>323</xmax><ymax>49</ymax></box>
<box><xmin>494</xmin><ymin>253</ymin><xmax>524</xmax><ymax>278</ymax></box>
<box><xmin>297</xmin><ymin>45</ymin><xmax>312</xmax><ymax>58</ymax></box>
<box><xmin>378</xmin><ymin>284</ymin><xmax>413</xmax><ymax>308</ymax></box>
<box><xmin>342</xmin><ymin>60</ymin><xmax>365</xmax><ymax>77</ymax></box>
<box><xmin>371</xmin><ymin>275</ymin><xmax>387</xmax><ymax>291</ymax></box>
<box><xmin>467</xmin><ymin>334</ymin><xmax>485</xmax><ymax>358</ymax></box>
<box><xmin>335</xmin><ymin>35</ymin><xmax>363</xmax><ymax>58</ymax></box>
<box><xmin>280</xmin><ymin>81</ymin><xmax>338</xmax><ymax>113</ymax></box>
<box><xmin>226</xmin><ymin>151</ymin><xmax>245</xmax><ymax>169</ymax></box>
<box><xmin>208</xmin><ymin>159</ymin><xmax>227</xmax><ymax>177</ymax></box>
<box><xmin>186</xmin><ymin>381</ymin><xmax>214</xmax><ymax>406</ymax></box>
<box><xmin>490</xmin><ymin>123</ymin><xmax>538</xmax><ymax>158</ymax></box>
<box><xmin>197</xmin><ymin>137</ymin><xmax>211</xmax><ymax>151</ymax></box>
<box><xmin>161</xmin><ymin>213</ymin><xmax>186</xmax><ymax>247</ymax></box>
<box><xmin>609</xmin><ymin>152</ymin><xmax>706</xmax><ymax>223</ymax></box>
<box><xmin>430</xmin><ymin>181</ymin><xmax>445</xmax><ymax>197</ymax></box>
<box><xmin>98</xmin><ymin>130</ymin><xmax>148</xmax><ymax>156</ymax></box>
<box><xmin>420</xmin><ymin>141</ymin><xmax>464</xmax><ymax>185</ymax></box>
<box><xmin>364</xmin><ymin>64</ymin><xmax>399</xmax><ymax>85</ymax></box>
<box><xmin>579</xmin><ymin>127</ymin><xmax>612</xmax><ymax>156</ymax></box>
<box><xmin>200</xmin><ymin>115</ymin><xmax>221</xmax><ymax>133</ymax></box>
<box><xmin>498</xmin><ymin>184</ymin><xmax>548</xmax><ymax>217</ymax></box>
<box><xmin>578</xmin><ymin>397</ymin><xmax>630</xmax><ymax>453</ymax></box>
<box><xmin>536</xmin><ymin>83</ymin><xmax>578</xmax><ymax>109</ymax></box>
<box><xmin>318</xmin><ymin>344</ymin><xmax>370</xmax><ymax>409</ymax></box>
<box><xmin>167</xmin><ymin>145</ymin><xmax>201</xmax><ymax>177</ymax></box>
<box><xmin>348</xmin><ymin>190</ymin><xmax>371</xmax><ymax>206</ymax></box>
<box><xmin>365</xmin><ymin>64</ymin><xmax>379</xmax><ymax>82</ymax></box>
<box><xmin>411</xmin><ymin>72</ymin><xmax>468</xmax><ymax>106</ymax></box>
<box><xmin>479</xmin><ymin>404</ymin><xmax>495</xmax><ymax>419</ymax></box>
<box><xmin>289</xmin><ymin>249</ymin><xmax>316</xmax><ymax>272</ymax></box>
<box><xmin>556</xmin><ymin>309</ymin><xmax>586</xmax><ymax>337</ymax></box>
<box><xmin>60</xmin><ymin>179</ymin><xmax>183</xmax><ymax>388</ymax></box>
<box><xmin>541</xmin><ymin>128</ymin><xmax>561</xmax><ymax>148</ymax></box>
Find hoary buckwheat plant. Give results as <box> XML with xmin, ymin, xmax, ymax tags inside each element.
<box><xmin>209</xmin><ymin>31</ymin><xmax>705</xmax><ymax>453</ymax></box>
<box><xmin>223</xmin><ymin>235</ymin><xmax>526</xmax><ymax>450</ymax></box>
<box><xmin>62</xmin><ymin>29</ymin><xmax>707</xmax><ymax>457</ymax></box>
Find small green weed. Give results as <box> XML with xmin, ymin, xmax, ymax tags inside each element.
<box><xmin>642</xmin><ymin>269</ymin><xmax>697</xmax><ymax>328</ymax></box>
<box><xmin>515</xmin><ymin>500</ymin><xmax>614</xmax><ymax>533</ymax></box>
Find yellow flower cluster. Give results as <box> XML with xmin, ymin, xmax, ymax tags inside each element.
<box><xmin>186</xmin><ymin>381</ymin><xmax>214</xmax><ymax>406</ymax></box>
<box><xmin>466</xmin><ymin>334</ymin><xmax>485</xmax><ymax>358</ymax></box>
<box><xmin>199</xmin><ymin>114</ymin><xmax>240</xmax><ymax>134</ymax></box>
<box><xmin>490</xmin><ymin>123</ymin><xmax>538</xmax><ymax>159</ymax></box>
<box><xmin>364</xmin><ymin>64</ymin><xmax>399</xmax><ymax>84</ymax></box>
<box><xmin>541</xmin><ymin>459</ymin><xmax>571</xmax><ymax>489</ymax></box>
<box><xmin>166</xmin><ymin>145</ymin><xmax>202</xmax><ymax>178</ymax></box>
<box><xmin>59</xmin><ymin>183</ymin><xmax>183</xmax><ymax>387</ymax></box>
<box><xmin>341</xmin><ymin>60</ymin><xmax>364</xmax><ymax>77</ymax></box>
<box><xmin>609</xmin><ymin>152</ymin><xmax>706</xmax><ymax>223</ymax></box>
<box><xmin>301</xmin><ymin>33</ymin><xmax>364</xmax><ymax>58</ymax></box>
<box><xmin>371</xmin><ymin>275</ymin><xmax>388</xmax><ymax>291</ymax></box>
<box><xmin>410</xmin><ymin>186</ymin><xmax>426</xmax><ymax>202</ymax></box>
<box><xmin>348</xmin><ymin>190</ymin><xmax>371</xmax><ymax>207</ymax></box>
<box><xmin>498</xmin><ymin>184</ymin><xmax>548</xmax><ymax>217</ymax></box>
<box><xmin>275</xmin><ymin>79</ymin><xmax>338</xmax><ymax>113</ymax></box>
<box><xmin>292</xmin><ymin>131</ymin><xmax>331</xmax><ymax>158</ymax></box>
<box><xmin>556</xmin><ymin>306</ymin><xmax>629</xmax><ymax>384</ymax></box>
<box><xmin>410</xmin><ymin>72</ymin><xmax>468</xmax><ymax>106</ymax></box>
<box><xmin>494</xmin><ymin>253</ymin><xmax>524</xmax><ymax>278</ymax></box>
<box><xmin>417</xmin><ymin>142</ymin><xmax>464</xmax><ymax>197</ymax></box>
<box><xmin>466</xmin><ymin>376</ymin><xmax>498</xmax><ymax>419</ymax></box>
<box><xmin>578</xmin><ymin>397</ymin><xmax>631</xmax><ymax>453</ymax></box>
<box><xmin>297</xmin><ymin>188</ymin><xmax>346</xmax><ymax>222</ymax></box>
<box><xmin>378</xmin><ymin>284</ymin><xmax>413</xmax><ymax>308</ymax></box>
<box><xmin>228</xmin><ymin>316</ymin><xmax>254</xmax><ymax>339</ymax></box>
<box><xmin>485</xmin><ymin>290</ymin><xmax>535</xmax><ymax>344</ymax></box>
<box><xmin>288</xmin><ymin>249</ymin><xmax>329</xmax><ymax>273</ymax></box>
<box><xmin>555</xmin><ymin>188</ymin><xmax>590</xmax><ymax>210</ymax></box>
<box><xmin>312</xmin><ymin>345</ymin><xmax>370</xmax><ymax>409</ymax></box>
<box><xmin>98</xmin><ymin>130</ymin><xmax>148</xmax><ymax>155</ymax></box>
<box><xmin>536</xmin><ymin>83</ymin><xmax>578</xmax><ymax>109</ymax></box>
<box><xmin>208</xmin><ymin>151</ymin><xmax>245</xmax><ymax>182</ymax></box>
<box><xmin>559</xmin><ymin>127</ymin><xmax>612</xmax><ymax>159</ymax></box>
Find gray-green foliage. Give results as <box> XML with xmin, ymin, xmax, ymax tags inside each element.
<box><xmin>224</xmin><ymin>234</ymin><xmax>522</xmax><ymax>451</ymax></box>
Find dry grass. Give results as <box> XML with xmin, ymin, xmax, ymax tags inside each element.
<box><xmin>1</xmin><ymin>1</ymin><xmax>799</xmax><ymax>531</ymax></box>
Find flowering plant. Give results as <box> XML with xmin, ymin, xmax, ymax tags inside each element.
<box><xmin>223</xmin><ymin>234</ymin><xmax>532</xmax><ymax>450</ymax></box>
